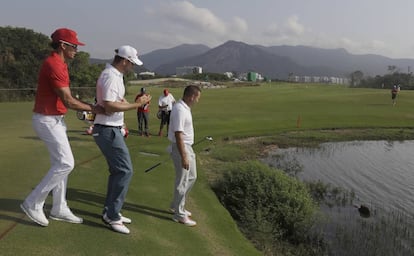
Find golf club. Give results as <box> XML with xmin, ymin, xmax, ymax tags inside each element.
<box><xmin>144</xmin><ymin>136</ymin><xmax>213</xmax><ymax>173</ymax></box>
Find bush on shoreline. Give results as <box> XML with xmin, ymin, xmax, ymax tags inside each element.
<box><xmin>212</xmin><ymin>160</ymin><xmax>318</xmax><ymax>255</ymax></box>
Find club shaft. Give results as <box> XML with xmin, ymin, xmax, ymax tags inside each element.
<box><xmin>144</xmin><ymin>162</ymin><xmax>162</xmax><ymax>173</ymax></box>
<box><xmin>193</xmin><ymin>137</ymin><xmax>209</xmax><ymax>146</ymax></box>
<box><xmin>144</xmin><ymin>136</ymin><xmax>212</xmax><ymax>173</ymax></box>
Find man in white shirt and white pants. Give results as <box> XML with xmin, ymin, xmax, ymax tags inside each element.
<box><xmin>168</xmin><ymin>85</ymin><xmax>201</xmax><ymax>227</ymax></box>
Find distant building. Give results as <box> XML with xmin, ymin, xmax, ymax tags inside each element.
<box><xmin>138</xmin><ymin>71</ymin><xmax>155</xmax><ymax>77</ymax></box>
<box><xmin>289</xmin><ymin>75</ymin><xmax>349</xmax><ymax>85</ymax></box>
<box><xmin>247</xmin><ymin>72</ymin><xmax>264</xmax><ymax>82</ymax></box>
<box><xmin>247</xmin><ymin>72</ymin><xmax>257</xmax><ymax>82</ymax></box>
<box><xmin>224</xmin><ymin>72</ymin><xmax>233</xmax><ymax>78</ymax></box>
<box><xmin>176</xmin><ymin>66</ymin><xmax>202</xmax><ymax>76</ymax></box>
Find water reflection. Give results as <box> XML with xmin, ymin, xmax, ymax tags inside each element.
<box><xmin>263</xmin><ymin>140</ymin><xmax>414</xmax><ymax>215</ymax></box>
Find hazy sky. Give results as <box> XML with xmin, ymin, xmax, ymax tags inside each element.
<box><xmin>2</xmin><ymin>0</ymin><xmax>414</xmax><ymax>59</ymax></box>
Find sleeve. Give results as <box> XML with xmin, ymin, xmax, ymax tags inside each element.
<box><xmin>169</xmin><ymin>107</ymin><xmax>184</xmax><ymax>133</ymax></box>
<box><xmin>48</xmin><ymin>62</ymin><xmax>69</xmax><ymax>89</ymax></box>
<box><xmin>100</xmin><ymin>75</ymin><xmax>119</xmax><ymax>102</ymax></box>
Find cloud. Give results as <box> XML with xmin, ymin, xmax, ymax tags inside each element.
<box><xmin>285</xmin><ymin>16</ymin><xmax>305</xmax><ymax>36</ymax></box>
<box><xmin>143</xmin><ymin>3</ymin><xmax>392</xmax><ymax>58</ymax></box>
<box><xmin>230</xmin><ymin>16</ymin><xmax>248</xmax><ymax>35</ymax></box>
<box><xmin>334</xmin><ymin>38</ymin><xmax>387</xmax><ymax>55</ymax></box>
<box><xmin>160</xmin><ymin>1</ymin><xmax>227</xmax><ymax>35</ymax></box>
<box><xmin>260</xmin><ymin>16</ymin><xmax>389</xmax><ymax>56</ymax></box>
<box><xmin>146</xmin><ymin>1</ymin><xmax>248</xmax><ymax>48</ymax></box>
<box><xmin>263</xmin><ymin>15</ymin><xmax>305</xmax><ymax>38</ymax></box>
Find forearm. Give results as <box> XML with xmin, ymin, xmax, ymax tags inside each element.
<box><xmin>175</xmin><ymin>132</ymin><xmax>189</xmax><ymax>169</ymax></box>
<box><xmin>102</xmin><ymin>94</ymin><xmax>151</xmax><ymax>113</ymax></box>
<box><xmin>66</xmin><ymin>98</ymin><xmax>94</xmax><ymax>112</ymax></box>
<box><xmin>104</xmin><ymin>101</ymin><xmax>142</xmax><ymax>112</ymax></box>
<box><xmin>55</xmin><ymin>87</ymin><xmax>96</xmax><ymax>112</ymax></box>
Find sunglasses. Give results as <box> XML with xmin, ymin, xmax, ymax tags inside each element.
<box><xmin>60</xmin><ymin>40</ymin><xmax>78</xmax><ymax>49</ymax></box>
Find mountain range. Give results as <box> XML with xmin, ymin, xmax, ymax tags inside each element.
<box><xmin>136</xmin><ymin>41</ymin><xmax>414</xmax><ymax>80</ymax></box>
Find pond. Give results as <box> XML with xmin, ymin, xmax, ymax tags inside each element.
<box><xmin>262</xmin><ymin>140</ymin><xmax>414</xmax><ymax>255</ymax></box>
<box><xmin>264</xmin><ymin>140</ymin><xmax>414</xmax><ymax>215</ymax></box>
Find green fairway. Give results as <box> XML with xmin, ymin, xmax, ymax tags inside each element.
<box><xmin>1</xmin><ymin>82</ymin><xmax>414</xmax><ymax>255</ymax></box>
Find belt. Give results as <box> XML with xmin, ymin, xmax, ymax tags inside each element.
<box><xmin>94</xmin><ymin>124</ymin><xmax>122</xmax><ymax>129</ymax></box>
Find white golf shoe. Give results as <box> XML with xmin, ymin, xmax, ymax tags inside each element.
<box><xmin>20</xmin><ymin>203</ymin><xmax>49</xmax><ymax>227</ymax></box>
<box><xmin>103</xmin><ymin>213</ymin><xmax>130</xmax><ymax>234</ymax></box>
<box><xmin>50</xmin><ymin>208</ymin><xmax>83</xmax><ymax>224</ymax></box>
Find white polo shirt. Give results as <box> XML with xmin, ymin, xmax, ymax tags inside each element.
<box><xmin>168</xmin><ymin>99</ymin><xmax>194</xmax><ymax>145</ymax></box>
<box><xmin>158</xmin><ymin>94</ymin><xmax>175</xmax><ymax>111</ymax></box>
<box><xmin>94</xmin><ymin>63</ymin><xmax>125</xmax><ymax>127</ymax></box>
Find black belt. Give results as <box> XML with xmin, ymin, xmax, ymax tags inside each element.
<box><xmin>94</xmin><ymin>124</ymin><xmax>122</xmax><ymax>129</ymax></box>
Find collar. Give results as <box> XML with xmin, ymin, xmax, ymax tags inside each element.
<box><xmin>106</xmin><ymin>63</ymin><xmax>123</xmax><ymax>77</ymax></box>
<box><xmin>178</xmin><ymin>99</ymin><xmax>190</xmax><ymax>110</ymax></box>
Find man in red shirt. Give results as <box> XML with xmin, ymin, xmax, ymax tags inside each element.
<box><xmin>21</xmin><ymin>28</ymin><xmax>105</xmax><ymax>227</ymax></box>
<box><xmin>135</xmin><ymin>87</ymin><xmax>151</xmax><ymax>136</ymax></box>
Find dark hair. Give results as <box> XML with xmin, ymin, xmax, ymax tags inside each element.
<box><xmin>183</xmin><ymin>85</ymin><xmax>201</xmax><ymax>97</ymax></box>
<box><xmin>50</xmin><ymin>41</ymin><xmax>60</xmax><ymax>50</ymax></box>
<box><xmin>113</xmin><ymin>55</ymin><xmax>124</xmax><ymax>64</ymax></box>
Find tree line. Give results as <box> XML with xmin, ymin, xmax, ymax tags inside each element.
<box><xmin>350</xmin><ymin>69</ymin><xmax>414</xmax><ymax>90</ymax></box>
<box><xmin>0</xmin><ymin>26</ymin><xmax>113</xmax><ymax>101</ymax></box>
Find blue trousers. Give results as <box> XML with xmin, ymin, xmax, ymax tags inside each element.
<box><xmin>93</xmin><ymin>124</ymin><xmax>133</xmax><ymax>221</ymax></box>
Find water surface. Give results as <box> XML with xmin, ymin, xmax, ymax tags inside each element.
<box><xmin>264</xmin><ymin>140</ymin><xmax>414</xmax><ymax>215</ymax></box>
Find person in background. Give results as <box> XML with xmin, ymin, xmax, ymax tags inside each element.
<box><xmin>93</xmin><ymin>45</ymin><xmax>151</xmax><ymax>234</ymax></box>
<box><xmin>135</xmin><ymin>87</ymin><xmax>150</xmax><ymax>137</ymax></box>
<box><xmin>20</xmin><ymin>28</ymin><xmax>105</xmax><ymax>227</ymax></box>
<box><xmin>391</xmin><ymin>85</ymin><xmax>399</xmax><ymax>106</ymax></box>
<box><xmin>168</xmin><ymin>85</ymin><xmax>201</xmax><ymax>227</ymax></box>
<box><xmin>158</xmin><ymin>88</ymin><xmax>175</xmax><ymax>136</ymax></box>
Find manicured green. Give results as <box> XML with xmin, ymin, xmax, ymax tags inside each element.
<box><xmin>1</xmin><ymin>82</ymin><xmax>414</xmax><ymax>255</ymax></box>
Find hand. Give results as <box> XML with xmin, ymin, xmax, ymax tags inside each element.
<box><xmin>181</xmin><ymin>157</ymin><xmax>190</xmax><ymax>170</ymax></box>
<box><xmin>136</xmin><ymin>94</ymin><xmax>152</xmax><ymax>106</ymax></box>
<box><xmin>92</xmin><ymin>104</ymin><xmax>105</xmax><ymax>114</ymax></box>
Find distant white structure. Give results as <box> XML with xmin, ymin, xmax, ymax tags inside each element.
<box><xmin>289</xmin><ymin>75</ymin><xmax>349</xmax><ymax>85</ymax></box>
<box><xmin>176</xmin><ymin>66</ymin><xmax>202</xmax><ymax>76</ymax></box>
<box><xmin>224</xmin><ymin>72</ymin><xmax>233</xmax><ymax>78</ymax></box>
<box><xmin>237</xmin><ymin>72</ymin><xmax>264</xmax><ymax>81</ymax></box>
<box><xmin>138</xmin><ymin>71</ymin><xmax>155</xmax><ymax>77</ymax></box>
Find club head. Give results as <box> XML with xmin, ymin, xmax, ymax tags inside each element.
<box><xmin>205</xmin><ymin>136</ymin><xmax>213</xmax><ymax>141</ymax></box>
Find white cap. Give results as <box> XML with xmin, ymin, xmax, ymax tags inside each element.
<box><xmin>115</xmin><ymin>45</ymin><xmax>143</xmax><ymax>66</ymax></box>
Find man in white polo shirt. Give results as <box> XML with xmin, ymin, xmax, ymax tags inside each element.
<box><xmin>168</xmin><ymin>85</ymin><xmax>201</xmax><ymax>227</ymax></box>
<box><xmin>93</xmin><ymin>45</ymin><xmax>151</xmax><ymax>234</ymax></box>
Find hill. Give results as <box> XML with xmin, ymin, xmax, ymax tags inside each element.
<box><xmin>140</xmin><ymin>44</ymin><xmax>210</xmax><ymax>71</ymax></box>
<box><xmin>138</xmin><ymin>41</ymin><xmax>414</xmax><ymax>79</ymax></box>
<box><xmin>154</xmin><ymin>41</ymin><xmax>306</xmax><ymax>78</ymax></box>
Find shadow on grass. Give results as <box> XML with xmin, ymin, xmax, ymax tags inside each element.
<box><xmin>0</xmin><ymin>197</ymin><xmax>107</xmax><ymax>232</ymax></box>
<box><xmin>0</xmin><ymin>188</ymin><xmax>172</xmax><ymax>239</ymax></box>
<box><xmin>0</xmin><ymin>199</ymin><xmax>39</xmax><ymax>226</ymax></box>
<box><xmin>66</xmin><ymin>188</ymin><xmax>172</xmax><ymax>222</ymax></box>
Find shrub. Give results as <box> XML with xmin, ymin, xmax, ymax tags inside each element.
<box><xmin>212</xmin><ymin>160</ymin><xmax>316</xmax><ymax>250</ymax></box>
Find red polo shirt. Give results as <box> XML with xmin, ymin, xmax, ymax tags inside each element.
<box><xmin>33</xmin><ymin>52</ymin><xmax>69</xmax><ymax>115</ymax></box>
<box><xmin>135</xmin><ymin>93</ymin><xmax>150</xmax><ymax>113</ymax></box>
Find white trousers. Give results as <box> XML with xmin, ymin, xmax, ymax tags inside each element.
<box><xmin>170</xmin><ymin>143</ymin><xmax>197</xmax><ymax>218</ymax></box>
<box><xmin>24</xmin><ymin>113</ymin><xmax>74</xmax><ymax>212</ymax></box>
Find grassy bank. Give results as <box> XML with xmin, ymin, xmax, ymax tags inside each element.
<box><xmin>1</xmin><ymin>82</ymin><xmax>414</xmax><ymax>255</ymax></box>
